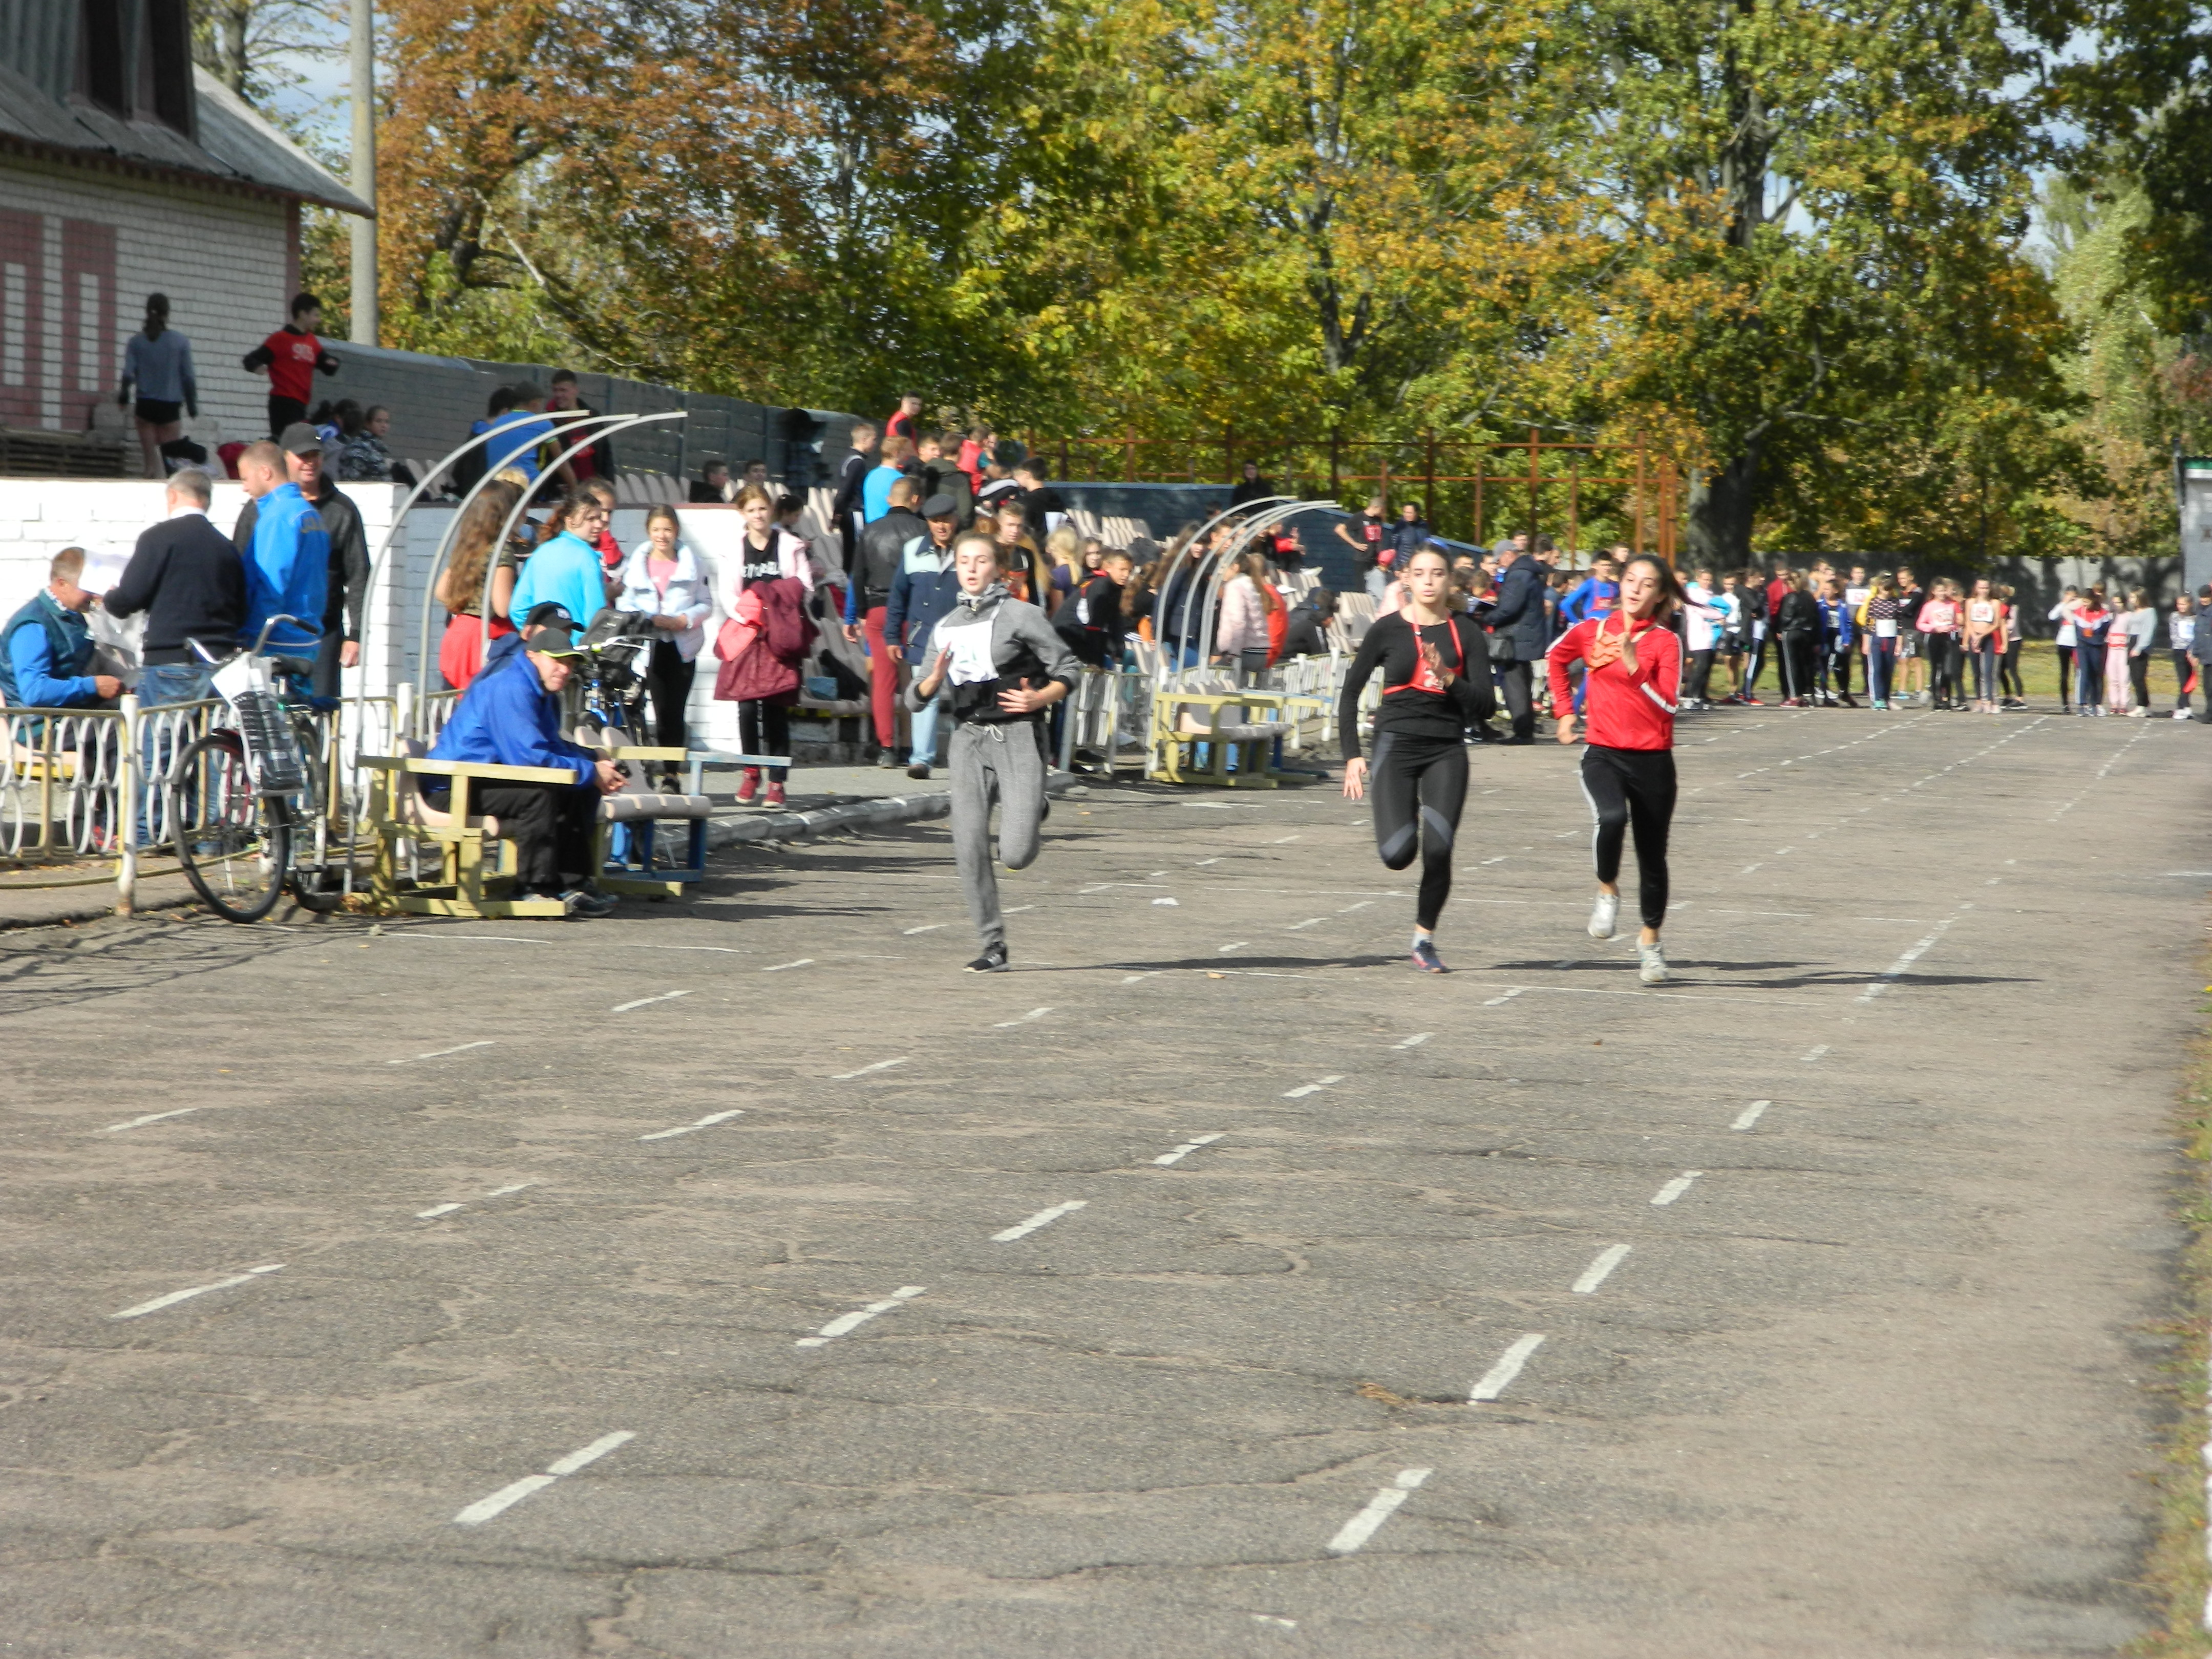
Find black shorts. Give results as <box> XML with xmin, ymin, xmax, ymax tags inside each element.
<box><xmin>135</xmin><ymin>398</ymin><xmax>182</xmax><ymax>425</ymax></box>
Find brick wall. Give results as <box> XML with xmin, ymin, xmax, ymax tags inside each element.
<box><xmin>0</xmin><ymin>153</ymin><xmax>293</xmax><ymax>448</ymax></box>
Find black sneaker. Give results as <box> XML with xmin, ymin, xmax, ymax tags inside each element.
<box><xmin>907</xmin><ymin>762</ymin><xmax>931</xmax><ymax>780</ymax></box>
<box><xmin>965</xmin><ymin>946</ymin><xmax>1010</xmax><ymax>972</ymax></box>
<box><xmin>555</xmin><ymin>886</ymin><xmax>617</xmax><ymax>919</ymax></box>
<box><xmin>1411</xmin><ymin>939</ymin><xmax>1448</xmax><ymax>973</ymax></box>
<box><xmin>876</xmin><ymin>749</ymin><xmax>900</xmax><ymax>769</ymax></box>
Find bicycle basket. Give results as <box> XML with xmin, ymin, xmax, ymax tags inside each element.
<box><xmin>233</xmin><ymin>687</ymin><xmax>307</xmax><ymax>794</ymax></box>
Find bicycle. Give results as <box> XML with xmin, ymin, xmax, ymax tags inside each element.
<box><xmin>168</xmin><ymin>615</ymin><xmax>351</xmax><ymax>923</ymax></box>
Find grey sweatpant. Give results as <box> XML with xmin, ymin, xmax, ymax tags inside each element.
<box><xmin>950</xmin><ymin>718</ymin><xmax>1048</xmax><ymax>950</ymax></box>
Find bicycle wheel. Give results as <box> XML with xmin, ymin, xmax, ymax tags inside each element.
<box><xmin>285</xmin><ymin>717</ymin><xmax>347</xmax><ymax>913</ymax></box>
<box><xmin>172</xmin><ymin>732</ymin><xmax>290</xmax><ymax>923</ymax></box>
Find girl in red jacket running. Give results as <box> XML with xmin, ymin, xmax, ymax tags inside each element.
<box><xmin>1546</xmin><ymin>555</ymin><xmax>1684</xmax><ymax>985</ymax></box>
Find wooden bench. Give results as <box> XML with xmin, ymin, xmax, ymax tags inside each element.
<box><xmin>362</xmin><ymin>749</ymin><xmax>574</xmax><ymax>918</ymax></box>
<box><xmin>1148</xmin><ymin>690</ymin><xmax>1326</xmax><ymax>788</ymax></box>
<box><xmin>594</xmin><ymin>744</ymin><xmax>722</xmax><ymax>898</ymax></box>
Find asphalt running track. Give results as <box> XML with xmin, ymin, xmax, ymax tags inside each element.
<box><xmin>0</xmin><ymin>705</ymin><xmax>2200</xmax><ymax>1656</ymax></box>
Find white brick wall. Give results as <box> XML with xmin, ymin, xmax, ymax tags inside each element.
<box><xmin>0</xmin><ymin>154</ymin><xmax>291</xmax><ymax>446</ymax></box>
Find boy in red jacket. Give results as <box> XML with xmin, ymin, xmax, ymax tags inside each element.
<box><xmin>242</xmin><ymin>292</ymin><xmax>338</xmax><ymax>439</ymax></box>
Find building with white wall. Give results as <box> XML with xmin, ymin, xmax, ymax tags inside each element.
<box><xmin>0</xmin><ymin>0</ymin><xmax>369</xmax><ymax>451</ymax></box>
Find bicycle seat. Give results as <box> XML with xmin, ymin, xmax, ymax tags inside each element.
<box><xmin>268</xmin><ymin>656</ymin><xmax>318</xmax><ymax>682</ymax></box>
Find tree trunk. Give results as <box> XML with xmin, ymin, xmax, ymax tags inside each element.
<box><xmin>1685</xmin><ymin>438</ymin><xmax>1762</xmax><ymax>566</ymax></box>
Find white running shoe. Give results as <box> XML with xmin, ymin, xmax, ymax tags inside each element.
<box><xmin>1588</xmin><ymin>891</ymin><xmax>1619</xmax><ymax>940</ymax></box>
<box><xmin>1637</xmin><ymin>940</ymin><xmax>1669</xmax><ymax>985</ymax></box>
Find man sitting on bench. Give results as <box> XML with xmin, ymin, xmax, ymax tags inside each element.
<box><xmin>427</xmin><ymin>604</ymin><xmax>625</xmax><ymax>918</ymax></box>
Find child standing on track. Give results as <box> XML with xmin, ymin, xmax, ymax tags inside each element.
<box><xmin>1549</xmin><ymin>555</ymin><xmax>1684</xmax><ymax>986</ymax></box>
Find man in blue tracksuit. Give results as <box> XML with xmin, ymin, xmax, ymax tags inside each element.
<box><xmin>235</xmin><ymin>438</ymin><xmax>328</xmax><ymax>654</ymax></box>
<box><xmin>883</xmin><ymin>493</ymin><xmax>964</xmax><ymax>777</ymax></box>
<box><xmin>1558</xmin><ymin>558</ymin><xmax>1619</xmax><ymax>627</ymax></box>
<box><xmin>428</xmin><ymin>606</ymin><xmax>623</xmax><ymax>916</ymax></box>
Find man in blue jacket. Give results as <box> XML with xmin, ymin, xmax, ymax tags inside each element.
<box><xmin>235</xmin><ymin>438</ymin><xmax>329</xmax><ymax>655</ymax></box>
<box><xmin>0</xmin><ymin>548</ymin><xmax>121</xmax><ymax>718</ymax></box>
<box><xmin>883</xmin><ymin>493</ymin><xmax>963</xmax><ymax>778</ymax></box>
<box><xmin>428</xmin><ymin>605</ymin><xmax>624</xmax><ymax>916</ymax></box>
<box><xmin>1484</xmin><ymin>538</ymin><xmax>1550</xmax><ymax>743</ymax></box>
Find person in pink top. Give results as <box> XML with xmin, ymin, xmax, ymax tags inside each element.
<box><xmin>614</xmin><ymin>504</ymin><xmax>713</xmax><ymax>779</ymax></box>
<box><xmin>1916</xmin><ymin>580</ymin><xmax>1962</xmax><ymax>710</ymax></box>
<box><xmin>1962</xmin><ymin>578</ymin><xmax>2005</xmax><ymax>713</ymax></box>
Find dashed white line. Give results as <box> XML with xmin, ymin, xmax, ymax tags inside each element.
<box><xmin>452</xmin><ymin>1431</ymin><xmax>635</xmax><ymax>1526</ymax></box>
<box><xmin>1286</xmin><ymin>918</ymin><xmax>1326</xmax><ymax>930</ymax></box>
<box><xmin>1220</xmin><ymin>942</ymin><xmax>1249</xmax><ymax>953</ymax></box>
<box><xmin>832</xmin><ymin>1057</ymin><xmax>908</xmax><ymax>1079</ymax></box>
<box><xmin>1005</xmin><ymin>905</ymin><xmax>1036</xmax><ymax>914</ymax></box>
<box><xmin>1856</xmin><ymin>911</ymin><xmax>1963</xmax><ymax>1003</ymax></box>
<box><xmin>1731</xmin><ymin>1100</ymin><xmax>1771</xmax><ymax>1132</ymax></box>
<box><xmin>1571</xmin><ymin>1244</ymin><xmax>1630</xmax><ymax>1294</ymax></box>
<box><xmin>1154</xmin><ymin>1133</ymin><xmax>1225</xmax><ymax>1166</ymax></box>
<box><xmin>993</xmin><ymin>1007</ymin><xmax>1055</xmax><ymax>1027</ymax></box>
<box><xmin>1803</xmin><ymin>1045</ymin><xmax>1829</xmax><ymax>1062</ymax></box>
<box><xmin>1651</xmin><ymin>1171</ymin><xmax>1704</xmax><ymax>1205</ymax></box>
<box><xmin>1271</xmin><ymin>834</ymin><xmax>1301</xmax><ymax>843</ymax></box>
<box><xmin>1393</xmin><ymin>1033</ymin><xmax>1431</xmax><ymax>1049</ymax></box>
<box><xmin>1338</xmin><ymin>900</ymin><xmax>1373</xmax><ymax>912</ymax></box>
<box><xmin>762</xmin><ymin>959</ymin><xmax>813</xmax><ymax>971</ymax></box>
<box><xmin>1153</xmin><ymin>898</ymin><xmax>1180</xmax><ymax>907</ymax></box>
<box><xmin>992</xmin><ymin>1200</ymin><xmax>1088</xmax><ymax>1242</ymax></box>
<box><xmin>112</xmin><ymin>1263</ymin><xmax>284</xmax><ymax>1321</ymax></box>
<box><xmin>902</xmin><ymin>923</ymin><xmax>945</xmax><ymax>934</ymax></box>
<box><xmin>1196</xmin><ymin>857</ymin><xmax>1222</xmax><ymax>865</ymax></box>
<box><xmin>101</xmin><ymin>1108</ymin><xmax>198</xmax><ymax>1131</ymax></box>
<box><xmin>1283</xmin><ymin>1075</ymin><xmax>1345</xmax><ymax>1098</ymax></box>
<box><xmin>1327</xmin><ymin>1468</ymin><xmax>1433</xmax><ymax>1555</ymax></box>
<box><xmin>639</xmin><ymin>1109</ymin><xmax>745</xmax><ymax>1141</ymax></box>
<box><xmin>484</xmin><ymin>1182</ymin><xmax>536</xmax><ymax>1198</ymax></box>
<box><xmin>416</xmin><ymin>1203</ymin><xmax>463</xmax><ymax>1219</ymax></box>
<box><xmin>1483</xmin><ymin>988</ymin><xmax>1525</xmax><ymax>1006</ymax></box>
<box><xmin>1470</xmin><ymin>1334</ymin><xmax>1545</xmax><ymax>1402</ymax></box>
<box><xmin>611</xmin><ymin>990</ymin><xmax>693</xmax><ymax>1014</ymax></box>
<box><xmin>389</xmin><ymin>1041</ymin><xmax>494</xmax><ymax>1066</ymax></box>
<box><xmin>796</xmin><ymin>1286</ymin><xmax>925</xmax><ymax>1347</ymax></box>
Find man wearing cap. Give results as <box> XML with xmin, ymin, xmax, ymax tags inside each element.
<box><xmin>231</xmin><ymin>438</ymin><xmax>329</xmax><ymax>655</ymax></box>
<box><xmin>232</xmin><ymin>423</ymin><xmax>369</xmax><ymax>694</ymax></box>
<box><xmin>883</xmin><ymin>493</ymin><xmax>964</xmax><ymax>777</ymax></box>
<box><xmin>845</xmin><ymin>476</ymin><xmax>929</xmax><ymax>765</ymax></box>
<box><xmin>428</xmin><ymin>604</ymin><xmax>625</xmax><ymax>916</ymax></box>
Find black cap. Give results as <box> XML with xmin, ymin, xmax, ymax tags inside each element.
<box><xmin>521</xmin><ymin>601</ymin><xmax>583</xmax><ymax>657</ymax></box>
<box><xmin>278</xmin><ymin>422</ymin><xmax>322</xmax><ymax>456</ymax></box>
<box><xmin>921</xmin><ymin>492</ymin><xmax>960</xmax><ymax>518</ymax></box>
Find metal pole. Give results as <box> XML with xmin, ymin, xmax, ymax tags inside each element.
<box><xmin>347</xmin><ymin>0</ymin><xmax>378</xmax><ymax>346</ymax></box>
<box><xmin>1423</xmin><ymin>431</ymin><xmax>1436</xmax><ymax>532</ymax></box>
<box><xmin>115</xmin><ymin>693</ymin><xmax>139</xmax><ymax>916</ymax></box>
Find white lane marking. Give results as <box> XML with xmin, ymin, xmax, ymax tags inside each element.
<box><xmin>111</xmin><ymin>1263</ymin><xmax>284</xmax><ymax>1320</ymax></box>
<box><xmin>1154</xmin><ymin>1133</ymin><xmax>1225</xmax><ymax>1166</ymax></box>
<box><xmin>1252</xmin><ymin>1615</ymin><xmax>1299</xmax><ymax>1629</ymax></box>
<box><xmin>1190</xmin><ymin>802</ymin><xmax>1233</xmax><ymax>810</ymax></box>
<box><xmin>1393</xmin><ymin>1033</ymin><xmax>1431</xmax><ymax>1049</ymax></box>
<box><xmin>1153</xmin><ymin>897</ymin><xmax>1180</xmax><ymax>906</ymax></box>
<box><xmin>833</xmin><ymin>1057</ymin><xmax>908</xmax><ymax>1079</ymax></box>
<box><xmin>1271</xmin><ymin>834</ymin><xmax>1301</xmax><ymax>843</ymax></box>
<box><xmin>1732</xmin><ymin>1099</ymin><xmax>1771</xmax><ymax>1131</ymax></box>
<box><xmin>1220</xmin><ymin>942</ymin><xmax>1249</xmax><ymax>953</ymax></box>
<box><xmin>993</xmin><ymin>1007</ymin><xmax>1055</xmax><ymax>1027</ymax></box>
<box><xmin>1338</xmin><ymin>900</ymin><xmax>1373</xmax><ymax>912</ymax></box>
<box><xmin>1470</xmin><ymin>1334</ymin><xmax>1545</xmax><ymax>1402</ymax></box>
<box><xmin>639</xmin><ymin>1109</ymin><xmax>745</xmax><ymax>1142</ymax></box>
<box><xmin>389</xmin><ymin>1041</ymin><xmax>495</xmax><ymax>1066</ymax></box>
<box><xmin>795</xmin><ymin>1285</ymin><xmax>925</xmax><ymax>1347</ymax></box>
<box><xmin>1571</xmin><ymin>1244</ymin><xmax>1630</xmax><ymax>1294</ymax></box>
<box><xmin>1856</xmin><ymin>912</ymin><xmax>1962</xmax><ymax>1003</ymax></box>
<box><xmin>1283</xmin><ymin>1075</ymin><xmax>1345</xmax><ymax>1098</ymax></box>
<box><xmin>762</xmin><ymin>959</ymin><xmax>813</xmax><ymax>971</ymax></box>
<box><xmin>1651</xmin><ymin>1171</ymin><xmax>1704</xmax><ymax>1206</ymax></box>
<box><xmin>101</xmin><ymin>1108</ymin><xmax>198</xmax><ymax>1132</ymax></box>
<box><xmin>416</xmin><ymin>1203</ymin><xmax>463</xmax><ymax>1219</ymax></box>
<box><xmin>1739</xmin><ymin>863</ymin><xmax>1762</xmax><ymax>874</ymax></box>
<box><xmin>1483</xmin><ymin>988</ymin><xmax>1525</xmax><ymax>1006</ymax></box>
<box><xmin>1122</xmin><ymin>973</ymin><xmax>1156</xmax><ymax>984</ymax></box>
<box><xmin>903</xmin><ymin>923</ymin><xmax>945</xmax><ymax>934</ymax></box>
<box><xmin>452</xmin><ymin>1431</ymin><xmax>635</xmax><ymax>1526</ymax></box>
<box><xmin>1005</xmin><ymin>905</ymin><xmax>1036</xmax><ymax>913</ymax></box>
<box><xmin>1196</xmin><ymin>857</ymin><xmax>1222</xmax><ymax>865</ymax></box>
<box><xmin>485</xmin><ymin>1182</ymin><xmax>536</xmax><ymax>1198</ymax></box>
<box><xmin>992</xmin><ymin>1200</ymin><xmax>1088</xmax><ymax>1242</ymax></box>
<box><xmin>1327</xmin><ymin>1468</ymin><xmax>1433</xmax><ymax>1555</ymax></box>
<box><xmin>1803</xmin><ymin>1045</ymin><xmax>1828</xmax><ymax>1062</ymax></box>
<box><xmin>611</xmin><ymin>989</ymin><xmax>693</xmax><ymax>1014</ymax></box>
<box><xmin>1286</xmin><ymin>918</ymin><xmax>1326</xmax><ymax>930</ymax></box>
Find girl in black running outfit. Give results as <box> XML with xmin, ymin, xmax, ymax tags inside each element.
<box><xmin>1339</xmin><ymin>545</ymin><xmax>1497</xmax><ymax>972</ymax></box>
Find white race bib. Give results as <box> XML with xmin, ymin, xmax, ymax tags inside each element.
<box><xmin>1875</xmin><ymin>619</ymin><xmax>1897</xmax><ymax>638</ymax></box>
<box><xmin>944</xmin><ymin>624</ymin><xmax>997</xmax><ymax>686</ymax></box>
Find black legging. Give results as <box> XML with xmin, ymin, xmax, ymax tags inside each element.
<box><xmin>1780</xmin><ymin>633</ymin><xmax>1816</xmax><ymax>701</ymax></box>
<box><xmin>739</xmin><ymin>698</ymin><xmax>792</xmax><ymax>782</ymax></box>
<box><xmin>647</xmin><ymin>640</ymin><xmax>695</xmax><ymax>754</ymax></box>
<box><xmin>1686</xmin><ymin>649</ymin><xmax>1716</xmax><ymax>703</ymax></box>
<box><xmin>1581</xmin><ymin>744</ymin><xmax>1675</xmax><ymax>930</ymax></box>
<box><xmin>2130</xmin><ymin>651</ymin><xmax>2150</xmax><ymax>711</ymax></box>
<box><xmin>1927</xmin><ymin>634</ymin><xmax>1960</xmax><ymax>704</ymax></box>
<box><xmin>1368</xmin><ymin>731</ymin><xmax>1467</xmax><ymax>930</ymax></box>
<box><xmin>2001</xmin><ymin>640</ymin><xmax>2024</xmax><ymax>699</ymax></box>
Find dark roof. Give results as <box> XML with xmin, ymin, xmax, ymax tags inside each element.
<box><xmin>0</xmin><ymin>61</ymin><xmax>370</xmax><ymax>216</ymax></box>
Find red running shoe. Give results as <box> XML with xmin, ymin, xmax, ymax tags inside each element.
<box><xmin>765</xmin><ymin>781</ymin><xmax>786</xmax><ymax>807</ymax></box>
<box><xmin>736</xmin><ymin>768</ymin><xmax>760</xmax><ymax>803</ymax></box>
